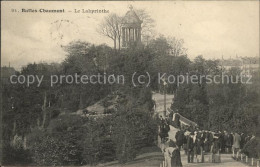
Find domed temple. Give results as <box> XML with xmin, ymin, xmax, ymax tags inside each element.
<box><xmin>121</xmin><ymin>6</ymin><xmax>142</xmax><ymax>48</ymax></box>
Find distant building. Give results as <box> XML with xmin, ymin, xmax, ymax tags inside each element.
<box><xmin>1</xmin><ymin>64</ymin><xmax>16</xmax><ymax>84</ymax></box>
<box><xmin>239</xmin><ymin>57</ymin><xmax>259</xmax><ymax>76</ymax></box>
<box><xmin>121</xmin><ymin>5</ymin><xmax>142</xmax><ymax>48</ymax></box>
<box><xmin>220</xmin><ymin>56</ymin><xmax>259</xmax><ymax>77</ymax></box>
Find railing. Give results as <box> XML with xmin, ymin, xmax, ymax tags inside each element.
<box><xmin>233</xmin><ymin>152</ymin><xmax>260</xmax><ymax>167</ymax></box>
<box><xmin>159</xmin><ymin>153</ymin><xmax>260</xmax><ymax>167</ymax></box>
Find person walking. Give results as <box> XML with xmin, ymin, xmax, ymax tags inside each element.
<box><xmin>166</xmin><ymin>141</ymin><xmax>183</xmax><ymax>167</ymax></box>
<box><xmin>204</xmin><ymin>137</ymin><xmax>211</xmax><ymax>153</ymax></box>
<box><xmin>175</xmin><ymin>129</ymin><xmax>185</xmax><ymax>149</ymax></box>
<box><xmin>163</xmin><ymin>138</ymin><xmax>171</xmax><ymax>167</ymax></box>
<box><xmin>195</xmin><ymin>134</ymin><xmax>204</xmax><ymax>163</ymax></box>
<box><xmin>187</xmin><ymin>132</ymin><xmax>195</xmax><ymax>163</ymax></box>
<box><xmin>160</xmin><ymin>119</ymin><xmax>170</xmax><ymax>143</ymax></box>
<box><xmin>208</xmin><ymin>131</ymin><xmax>214</xmax><ymax>152</ymax></box>
<box><xmin>225</xmin><ymin>132</ymin><xmax>233</xmax><ymax>153</ymax></box>
<box><xmin>240</xmin><ymin>133</ymin><xmax>246</xmax><ymax>150</ymax></box>
<box><xmin>193</xmin><ymin>131</ymin><xmax>198</xmax><ymax>160</ymax></box>
<box><xmin>210</xmin><ymin>135</ymin><xmax>221</xmax><ymax>163</ymax></box>
<box><xmin>218</xmin><ymin>131</ymin><xmax>225</xmax><ymax>153</ymax></box>
<box><xmin>224</xmin><ymin>131</ymin><xmax>229</xmax><ymax>153</ymax></box>
<box><xmin>232</xmin><ymin>132</ymin><xmax>241</xmax><ymax>159</ymax></box>
<box><xmin>183</xmin><ymin>130</ymin><xmax>190</xmax><ymax>155</ymax></box>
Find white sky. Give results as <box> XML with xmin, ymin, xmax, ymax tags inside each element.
<box><xmin>1</xmin><ymin>1</ymin><xmax>259</xmax><ymax>70</ymax></box>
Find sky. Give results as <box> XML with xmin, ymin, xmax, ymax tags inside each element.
<box><xmin>1</xmin><ymin>1</ymin><xmax>259</xmax><ymax>70</ymax></box>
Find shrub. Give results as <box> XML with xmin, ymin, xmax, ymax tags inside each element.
<box><xmin>2</xmin><ymin>144</ymin><xmax>32</xmax><ymax>165</ymax></box>
<box><xmin>29</xmin><ymin>115</ymin><xmax>85</xmax><ymax>165</ymax></box>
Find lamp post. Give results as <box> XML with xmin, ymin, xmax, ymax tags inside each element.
<box><xmin>163</xmin><ymin>77</ymin><xmax>167</xmax><ymax>117</ymax></box>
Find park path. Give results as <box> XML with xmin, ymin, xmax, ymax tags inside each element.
<box><xmin>180</xmin><ymin>152</ymin><xmax>246</xmax><ymax>167</ymax></box>
<box><xmin>153</xmin><ymin>92</ymin><xmax>246</xmax><ymax>167</ymax></box>
<box><xmin>152</xmin><ymin>92</ymin><xmax>174</xmax><ymax>117</ymax></box>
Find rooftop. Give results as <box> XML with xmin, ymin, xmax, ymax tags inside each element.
<box><xmin>122</xmin><ymin>5</ymin><xmax>142</xmax><ymax>25</ymax></box>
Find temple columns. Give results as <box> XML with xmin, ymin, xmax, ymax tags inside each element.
<box><xmin>122</xmin><ymin>28</ymin><xmax>126</xmax><ymax>47</ymax></box>
<box><xmin>122</xmin><ymin>27</ymin><xmax>141</xmax><ymax>47</ymax></box>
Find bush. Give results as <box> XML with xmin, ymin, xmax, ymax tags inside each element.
<box><xmin>242</xmin><ymin>137</ymin><xmax>260</xmax><ymax>159</ymax></box>
<box><xmin>30</xmin><ymin>135</ymin><xmax>63</xmax><ymax>165</ymax></box>
<box><xmin>111</xmin><ymin>106</ymin><xmax>157</xmax><ymax>164</ymax></box>
<box><xmin>27</xmin><ymin>86</ymin><xmax>157</xmax><ymax>166</ymax></box>
<box><xmin>81</xmin><ymin>117</ymin><xmax>116</xmax><ymax>165</ymax></box>
<box><xmin>2</xmin><ymin>144</ymin><xmax>32</xmax><ymax>165</ymax></box>
<box><xmin>29</xmin><ymin>115</ymin><xmax>85</xmax><ymax>165</ymax></box>
<box><xmin>28</xmin><ymin>114</ymin><xmax>117</xmax><ymax>165</ymax></box>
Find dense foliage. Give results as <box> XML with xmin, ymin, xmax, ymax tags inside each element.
<box><xmin>2</xmin><ymin>36</ymin><xmax>260</xmax><ymax>165</ymax></box>
<box><xmin>171</xmin><ymin>57</ymin><xmax>260</xmax><ymax>134</ymax></box>
<box><xmin>2</xmin><ymin>41</ymin><xmax>158</xmax><ymax>165</ymax></box>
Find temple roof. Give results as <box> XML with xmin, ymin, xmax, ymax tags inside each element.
<box><xmin>122</xmin><ymin>6</ymin><xmax>142</xmax><ymax>25</ymax></box>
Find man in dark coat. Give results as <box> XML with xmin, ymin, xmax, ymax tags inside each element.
<box><xmin>240</xmin><ymin>133</ymin><xmax>246</xmax><ymax>149</ymax></box>
<box><xmin>201</xmin><ymin>130</ymin><xmax>206</xmax><ymax>142</ymax></box>
<box><xmin>195</xmin><ymin>134</ymin><xmax>204</xmax><ymax>163</ymax></box>
<box><xmin>175</xmin><ymin>130</ymin><xmax>185</xmax><ymax>149</ymax></box>
<box><xmin>173</xmin><ymin>113</ymin><xmax>181</xmax><ymax>129</ymax></box>
<box><xmin>218</xmin><ymin>131</ymin><xmax>225</xmax><ymax>153</ymax></box>
<box><xmin>210</xmin><ymin>136</ymin><xmax>221</xmax><ymax>163</ymax></box>
<box><xmin>204</xmin><ymin>137</ymin><xmax>211</xmax><ymax>153</ymax></box>
<box><xmin>159</xmin><ymin>120</ymin><xmax>170</xmax><ymax>143</ymax></box>
<box><xmin>187</xmin><ymin>132</ymin><xmax>195</xmax><ymax>163</ymax></box>
<box><xmin>224</xmin><ymin>132</ymin><xmax>233</xmax><ymax>153</ymax></box>
<box><xmin>183</xmin><ymin>130</ymin><xmax>189</xmax><ymax>155</ymax></box>
<box><xmin>224</xmin><ymin>131</ymin><xmax>228</xmax><ymax>153</ymax></box>
<box><xmin>171</xmin><ymin>147</ymin><xmax>183</xmax><ymax>167</ymax></box>
<box><xmin>208</xmin><ymin>131</ymin><xmax>214</xmax><ymax>152</ymax></box>
<box><xmin>232</xmin><ymin>132</ymin><xmax>241</xmax><ymax>158</ymax></box>
<box><xmin>168</xmin><ymin>141</ymin><xmax>183</xmax><ymax>167</ymax></box>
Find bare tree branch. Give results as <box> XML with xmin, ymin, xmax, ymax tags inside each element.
<box><xmin>97</xmin><ymin>13</ymin><xmax>122</xmax><ymax>50</ymax></box>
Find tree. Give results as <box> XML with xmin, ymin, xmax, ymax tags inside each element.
<box><xmin>110</xmin><ymin>86</ymin><xmax>156</xmax><ymax>163</ymax></box>
<box><xmin>167</xmin><ymin>37</ymin><xmax>187</xmax><ymax>57</ymax></box>
<box><xmin>207</xmin><ymin>67</ymin><xmax>260</xmax><ymax>133</ymax></box>
<box><xmin>148</xmin><ymin>36</ymin><xmax>171</xmax><ymax>57</ymax></box>
<box><xmin>135</xmin><ymin>9</ymin><xmax>156</xmax><ymax>45</ymax></box>
<box><xmin>147</xmin><ymin>36</ymin><xmax>189</xmax><ymax>93</ymax></box>
<box><xmin>97</xmin><ymin>13</ymin><xmax>122</xmax><ymax>50</ymax></box>
<box><xmin>97</xmin><ymin>8</ymin><xmax>154</xmax><ymax>49</ymax></box>
<box><xmin>135</xmin><ymin>9</ymin><xmax>155</xmax><ymax>35</ymax></box>
<box><xmin>171</xmin><ymin>56</ymin><xmax>222</xmax><ymax>128</ymax></box>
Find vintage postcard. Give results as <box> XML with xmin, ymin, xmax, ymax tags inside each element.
<box><xmin>1</xmin><ymin>1</ymin><xmax>259</xmax><ymax>166</ymax></box>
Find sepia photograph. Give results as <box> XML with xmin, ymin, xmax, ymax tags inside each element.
<box><xmin>1</xmin><ymin>1</ymin><xmax>260</xmax><ymax>166</ymax></box>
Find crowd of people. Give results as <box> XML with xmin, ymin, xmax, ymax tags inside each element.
<box><xmin>158</xmin><ymin>115</ymin><xmax>258</xmax><ymax>167</ymax></box>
